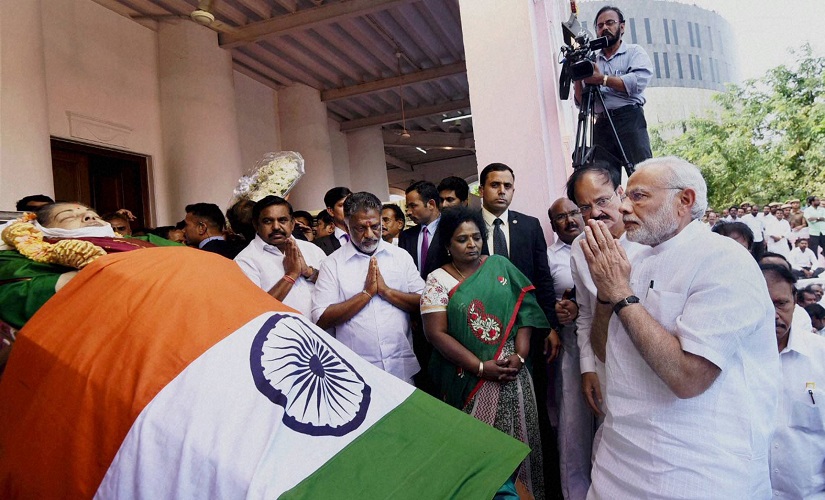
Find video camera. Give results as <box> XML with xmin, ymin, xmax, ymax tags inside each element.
<box><xmin>558</xmin><ymin>10</ymin><xmax>608</xmax><ymax>99</ymax></box>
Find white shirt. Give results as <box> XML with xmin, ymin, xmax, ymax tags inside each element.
<box><xmin>589</xmin><ymin>221</ymin><xmax>780</xmax><ymax>499</ymax></box>
<box><xmin>771</xmin><ymin>328</ymin><xmax>825</xmax><ymax>498</ymax></box>
<box><xmin>482</xmin><ymin>207</ymin><xmax>510</xmax><ymax>255</ymax></box>
<box><xmin>234</xmin><ymin>235</ymin><xmax>327</xmax><ymax>317</ymax></box>
<box><xmin>570</xmin><ymin>232</ymin><xmax>645</xmax><ymax>375</ymax></box>
<box><xmin>547</xmin><ymin>239</ymin><xmax>575</xmax><ymax>301</ymax></box>
<box><xmin>789</xmin><ymin>246</ymin><xmax>819</xmax><ymax>270</ymax></box>
<box><xmin>740</xmin><ymin>213</ymin><xmax>765</xmax><ymax>243</ymax></box>
<box><xmin>333</xmin><ymin>226</ymin><xmax>349</xmax><ymax>246</ymax></box>
<box><xmin>311</xmin><ymin>240</ymin><xmax>425</xmax><ymax>382</ymax></box>
<box><xmin>794</xmin><ymin>304</ymin><xmax>814</xmax><ymax>334</ymax></box>
<box><xmin>765</xmin><ymin>218</ymin><xmax>791</xmax><ymax>257</ymax></box>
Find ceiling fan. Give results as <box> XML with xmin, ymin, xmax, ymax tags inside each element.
<box><xmin>130</xmin><ymin>0</ymin><xmax>237</xmax><ymax>34</ymax></box>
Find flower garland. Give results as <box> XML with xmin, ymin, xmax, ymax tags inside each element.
<box><xmin>1</xmin><ymin>214</ymin><xmax>106</xmax><ymax>269</ymax></box>
<box><xmin>232</xmin><ymin>151</ymin><xmax>305</xmax><ymax>203</ymax></box>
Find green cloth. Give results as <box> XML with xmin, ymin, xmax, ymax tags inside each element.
<box><xmin>429</xmin><ymin>255</ymin><xmax>550</xmax><ymax>409</ymax></box>
<box><xmin>281</xmin><ymin>390</ymin><xmax>529</xmax><ymax>500</ymax></box>
<box><xmin>131</xmin><ymin>234</ymin><xmax>182</xmax><ymax>247</ymax></box>
<box><xmin>0</xmin><ymin>250</ymin><xmax>70</xmax><ymax>329</ymax></box>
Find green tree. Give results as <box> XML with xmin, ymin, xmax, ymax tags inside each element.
<box><xmin>651</xmin><ymin>45</ymin><xmax>825</xmax><ymax>209</ymax></box>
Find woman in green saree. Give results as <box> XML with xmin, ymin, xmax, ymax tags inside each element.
<box><xmin>421</xmin><ymin>206</ymin><xmax>549</xmax><ymax>499</ymax></box>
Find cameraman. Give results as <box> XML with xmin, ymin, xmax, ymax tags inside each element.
<box><xmin>574</xmin><ymin>6</ymin><xmax>653</xmax><ymax>176</ymax></box>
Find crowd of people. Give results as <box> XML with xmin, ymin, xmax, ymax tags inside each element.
<box><xmin>2</xmin><ymin>4</ymin><xmax>823</xmax><ymax>498</ymax></box>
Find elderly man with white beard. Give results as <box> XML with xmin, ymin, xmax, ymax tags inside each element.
<box><xmin>580</xmin><ymin>157</ymin><xmax>780</xmax><ymax>499</ymax></box>
<box><xmin>312</xmin><ymin>192</ymin><xmax>425</xmax><ymax>384</ymax></box>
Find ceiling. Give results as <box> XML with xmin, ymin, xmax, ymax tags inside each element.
<box><xmin>94</xmin><ymin>0</ymin><xmax>476</xmax><ymax>183</ymax></box>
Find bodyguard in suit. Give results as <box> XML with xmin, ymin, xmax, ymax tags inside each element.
<box><xmin>398</xmin><ymin>181</ymin><xmax>442</xmax><ymax>395</ymax></box>
<box><xmin>182</xmin><ymin>203</ymin><xmax>244</xmax><ymax>259</ymax></box>
<box><xmin>399</xmin><ymin>181</ymin><xmax>442</xmax><ymax>279</ymax></box>
<box><xmin>313</xmin><ymin>186</ymin><xmax>352</xmax><ymax>256</ymax></box>
<box><xmin>479</xmin><ymin>162</ymin><xmax>561</xmax><ymax>494</ymax></box>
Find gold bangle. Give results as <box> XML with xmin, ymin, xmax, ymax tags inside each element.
<box><xmin>477</xmin><ymin>360</ymin><xmax>484</xmax><ymax>378</ymax></box>
<box><xmin>282</xmin><ymin>274</ymin><xmax>296</xmax><ymax>285</ymax></box>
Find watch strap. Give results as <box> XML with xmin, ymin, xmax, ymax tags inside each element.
<box><xmin>612</xmin><ymin>295</ymin><xmax>640</xmax><ymax>315</ymax></box>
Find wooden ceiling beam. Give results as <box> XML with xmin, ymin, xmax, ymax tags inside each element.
<box><xmin>321</xmin><ymin>62</ymin><xmax>466</xmax><ymax>102</ymax></box>
<box><xmin>385</xmin><ymin>154</ymin><xmax>411</xmax><ymax>171</ymax></box>
<box><xmin>382</xmin><ymin>130</ymin><xmax>474</xmax><ymax>149</ymax></box>
<box><xmin>340</xmin><ymin>98</ymin><xmax>471</xmax><ymax>132</ymax></box>
<box><xmin>219</xmin><ymin>0</ymin><xmax>416</xmax><ymax>49</ymax></box>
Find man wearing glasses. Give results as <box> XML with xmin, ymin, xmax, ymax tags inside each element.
<box><xmin>565</xmin><ymin>163</ymin><xmax>645</xmax><ymax>473</ymax></box>
<box><xmin>574</xmin><ymin>6</ymin><xmax>653</xmax><ymax>176</ymax></box>
<box><xmin>580</xmin><ymin>157</ymin><xmax>779</xmax><ymax>497</ymax></box>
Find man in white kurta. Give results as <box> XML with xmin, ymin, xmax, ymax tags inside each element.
<box><xmin>234</xmin><ymin>196</ymin><xmax>328</xmax><ymax>317</ymax></box>
<box><xmin>311</xmin><ymin>192</ymin><xmax>425</xmax><ymax>384</ymax></box>
<box><xmin>581</xmin><ymin>158</ymin><xmax>780</xmax><ymax>499</ymax></box>
<box><xmin>234</xmin><ymin>234</ymin><xmax>326</xmax><ymax>317</ymax></box>
<box><xmin>761</xmin><ymin>264</ymin><xmax>825</xmax><ymax>498</ymax></box>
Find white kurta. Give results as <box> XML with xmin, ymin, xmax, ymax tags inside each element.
<box><xmin>588</xmin><ymin>221</ymin><xmax>781</xmax><ymax>500</ymax></box>
<box><xmin>771</xmin><ymin>328</ymin><xmax>825</xmax><ymax>498</ymax></box>
<box><xmin>234</xmin><ymin>235</ymin><xmax>328</xmax><ymax>317</ymax></box>
<box><xmin>311</xmin><ymin>240</ymin><xmax>424</xmax><ymax>383</ymax></box>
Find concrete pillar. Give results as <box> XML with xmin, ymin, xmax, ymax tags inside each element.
<box><xmin>458</xmin><ymin>0</ymin><xmax>571</xmax><ymax>238</ymax></box>
<box><xmin>278</xmin><ymin>84</ymin><xmax>336</xmax><ymax>211</ymax></box>
<box><xmin>158</xmin><ymin>21</ymin><xmax>242</xmax><ymax>212</ymax></box>
<box><xmin>0</xmin><ymin>0</ymin><xmax>54</xmax><ymax>208</ymax></box>
<box><xmin>347</xmin><ymin>127</ymin><xmax>389</xmax><ymax>201</ymax></box>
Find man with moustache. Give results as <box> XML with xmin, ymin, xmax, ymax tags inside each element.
<box><xmin>546</xmin><ymin>198</ymin><xmax>594</xmax><ymax>500</ymax></box>
<box><xmin>566</xmin><ymin>163</ymin><xmax>645</xmax><ymax>455</ymax></box>
<box><xmin>761</xmin><ymin>263</ymin><xmax>825</xmax><ymax>497</ymax></box>
<box><xmin>380</xmin><ymin>204</ymin><xmax>405</xmax><ymax>245</ymax></box>
<box><xmin>437</xmin><ymin>176</ymin><xmax>470</xmax><ymax>209</ymax></box>
<box><xmin>311</xmin><ymin>192</ymin><xmax>425</xmax><ymax>383</ymax></box>
<box><xmin>574</xmin><ymin>5</ymin><xmax>653</xmax><ymax>176</ymax></box>
<box><xmin>581</xmin><ymin>157</ymin><xmax>779</xmax><ymax>498</ymax></box>
<box><xmin>234</xmin><ymin>196</ymin><xmax>327</xmax><ymax>317</ymax></box>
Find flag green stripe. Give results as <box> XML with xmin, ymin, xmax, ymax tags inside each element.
<box><xmin>280</xmin><ymin>390</ymin><xmax>529</xmax><ymax>499</ymax></box>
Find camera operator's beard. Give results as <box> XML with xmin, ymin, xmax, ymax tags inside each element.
<box><xmin>604</xmin><ymin>31</ymin><xmax>621</xmax><ymax>47</ymax></box>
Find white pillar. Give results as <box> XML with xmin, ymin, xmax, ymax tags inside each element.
<box><xmin>278</xmin><ymin>84</ymin><xmax>336</xmax><ymax>211</ymax></box>
<box><xmin>158</xmin><ymin>21</ymin><xmax>243</xmax><ymax>212</ymax></box>
<box><xmin>347</xmin><ymin>127</ymin><xmax>389</xmax><ymax>201</ymax></box>
<box><xmin>0</xmin><ymin>0</ymin><xmax>54</xmax><ymax>208</ymax></box>
<box><xmin>459</xmin><ymin>0</ymin><xmax>571</xmax><ymax>238</ymax></box>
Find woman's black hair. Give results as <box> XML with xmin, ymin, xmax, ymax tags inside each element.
<box><xmin>432</xmin><ymin>206</ymin><xmax>488</xmax><ymax>269</ymax></box>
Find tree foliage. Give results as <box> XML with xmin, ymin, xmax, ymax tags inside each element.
<box><xmin>651</xmin><ymin>45</ymin><xmax>825</xmax><ymax>209</ymax></box>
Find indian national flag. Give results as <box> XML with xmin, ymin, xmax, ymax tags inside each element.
<box><xmin>0</xmin><ymin>247</ymin><xmax>527</xmax><ymax>498</ymax></box>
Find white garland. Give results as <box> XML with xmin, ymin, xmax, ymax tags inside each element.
<box><xmin>232</xmin><ymin>151</ymin><xmax>305</xmax><ymax>203</ymax></box>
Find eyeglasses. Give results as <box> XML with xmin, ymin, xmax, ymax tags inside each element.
<box><xmin>625</xmin><ymin>187</ymin><xmax>684</xmax><ymax>204</ymax></box>
<box><xmin>578</xmin><ymin>192</ymin><xmax>619</xmax><ymax>216</ymax></box>
<box><xmin>596</xmin><ymin>19</ymin><xmax>621</xmax><ymax>29</ymax></box>
<box><xmin>551</xmin><ymin>208</ymin><xmax>582</xmax><ymax>223</ymax></box>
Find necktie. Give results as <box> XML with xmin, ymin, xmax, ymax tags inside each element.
<box><xmin>342</xmin><ymin>233</ymin><xmax>350</xmax><ymax>243</ymax></box>
<box><xmin>493</xmin><ymin>218</ymin><xmax>508</xmax><ymax>259</ymax></box>
<box><xmin>420</xmin><ymin>226</ymin><xmax>429</xmax><ymax>269</ymax></box>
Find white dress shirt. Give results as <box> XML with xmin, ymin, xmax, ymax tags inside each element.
<box><xmin>333</xmin><ymin>226</ymin><xmax>349</xmax><ymax>246</ymax></box>
<box><xmin>765</xmin><ymin>218</ymin><xmax>791</xmax><ymax>257</ymax></box>
<box><xmin>311</xmin><ymin>240</ymin><xmax>425</xmax><ymax>383</ymax></box>
<box><xmin>789</xmin><ymin>246</ymin><xmax>819</xmax><ymax>270</ymax></box>
<box><xmin>589</xmin><ymin>221</ymin><xmax>781</xmax><ymax>499</ymax></box>
<box><xmin>740</xmin><ymin>213</ymin><xmax>765</xmax><ymax>243</ymax></box>
<box><xmin>771</xmin><ymin>328</ymin><xmax>825</xmax><ymax>498</ymax></box>
<box><xmin>793</xmin><ymin>304</ymin><xmax>814</xmax><ymax>334</ymax></box>
<box><xmin>547</xmin><ymin>239</ymin><xmax>574</xmax><ymax>301</ymax></box>
<box><xmin>482</xmin><ymin>207</ymin><xmax>510</xmax><ymax>255</ymax></box>
<box><xmin>234</xmin><ymin>235</ymin><xmax>327</xmax><ymax>317</ymax></box>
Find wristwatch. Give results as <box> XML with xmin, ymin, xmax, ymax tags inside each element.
<box><xmin>612</xmin><ymin>295</ymin><xmax>640</xmax><ymax>315</ymax></box>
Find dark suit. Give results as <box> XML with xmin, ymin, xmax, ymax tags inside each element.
<box><xmin>398</xmin><ymin>221</ymin><xmax>442</xmax><ymax>396</ymax></box>
<box><xmin>201</xmin><ymin>238</ymin><xmax>243</xmax><ymax>260</ymax></box>
<box><xmin>313</xmin><ymin>234</ymin><xmax>341</xmax><ymax>256</ymax></box>
<box><xmin>398</xmin><ymin>223</ymin><xmax>442</xmax><ymax>280</ymax></box>
<box><xmin>482</xmin><ymin>208</ymin><xmax>560</xmax><ymax>494</ymax></box>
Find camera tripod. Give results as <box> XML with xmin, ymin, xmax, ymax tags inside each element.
<box><xmin>572</xmin><ymin>83</ymin><xmax>635</xmax><ymax>178</ymax></box>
